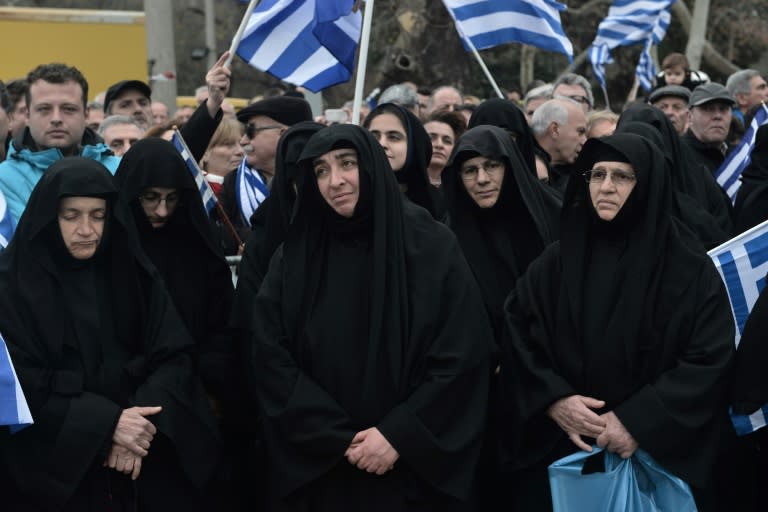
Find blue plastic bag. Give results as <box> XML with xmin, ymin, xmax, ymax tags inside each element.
<box><xmin>548</xmin><ymin>447</ymin><xmax>697</xmax><ymax>511</ymax></box>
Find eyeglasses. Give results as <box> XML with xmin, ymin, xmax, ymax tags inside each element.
<box><xmin>245</xmin><ymin>123</ymin><xmax>283</xmax><ymax>138</ymax></box>
<box><xmin>139</xmin><ymin>192</ymin><xmax>180</xmax><ymax>209</ymax></box>
<box><xmin>582</xmin><ymin>169</ymin><xmax>637</xmax><ymax>185</ymax></box>
<box><xmin>460</xmin><ymin>160</ymin><xmax>504</xmax><ymax>181</ymax></box>
<box><xmin>555</xmin><ymin>94</ymin><xmax>591</xmax><ymax>106</ymax></box>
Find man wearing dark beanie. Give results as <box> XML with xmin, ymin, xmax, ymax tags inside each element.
<box><xmin>215</xmin><ymin>95</ymin><xmax>313</xmax><ymax>254</ymax></box>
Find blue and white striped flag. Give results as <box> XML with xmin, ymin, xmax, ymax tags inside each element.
<box><xmin>715</xmin><ymin>103</ymin><xmax>768</xmax><ymax>202</ymax></box>
<box><xmin>235</xmin><ymin>157</ymin><xmax>269</xmax><ymax>227</ymax></box>
<box><xmin>170</xmin><ymin>130</ymin><xmax>218</xmax><ymax>214</ymax></box>
<box><xmin>709</xmin><ymin>219</ymin><xmax>768</xmax><ymax>434</ymax></box>
<box><xmin>0</xmin><ymin>189</ymin><xmax>16</xmax><ymax>249</ymax></box>
<box><xmin>443</xmin><ymin>0</ymin><xmax>573</xmax><ymax>61</ymax></box>
<box><xmin>636</xmin><ymin>7</ymin><xmax>672</xmax><ymax>91</ymax></box>
<box><xmin>0</xmin><ymin>332</ymin><xmax>33</xmax><ymax>432</ymax></box>
<box><xmin>588</xmin><ymin>0</ymin><xmax>676</xmax><ymax>89</ymax></box>
<box><xmin>234</xmin><ymin>0</ymin><xmax>362</xmax><ymax>93</ymax></box>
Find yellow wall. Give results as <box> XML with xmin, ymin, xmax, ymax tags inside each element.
<box><xmin>0</xmin><ymin>7</ymin><xmax>146</xmax><ymax>101</ymax></box>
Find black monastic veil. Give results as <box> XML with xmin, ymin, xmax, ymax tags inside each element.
<box><xmin>0</xmin><ymin>157</ymin><xmax>219</xmax><ymax>509</ymax></box>
<box><xmin>443</xmin><ymin>124</ymin><xmax>560</xmax><ymax>337</ymax></box>
<box><xmin>251</xmin><ymin>124</ymin><xmax>493</xmax><ymax>510</ymax></box>
<box><xmin>499</xmin><ymin>134</ymin><xmax>734</xmax><ymax>510</ymax></box>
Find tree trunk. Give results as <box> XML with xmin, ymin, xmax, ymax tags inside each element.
<box><xmin>520</xmin><ymin>45</ymin><xmax>536</xmax><ymax>90</ymax></box>
<box><xmin>685</xmin><ymin>0</ymin><xmax>710</xmax><ymax>70</ymax></box>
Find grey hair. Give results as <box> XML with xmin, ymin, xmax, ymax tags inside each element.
<box><xmin>427</xmin><ymin>85</ymin><xmax>462</xmax><ymax>109</ymax></box>
<box><xmin>97</xmin><ymin>115</ymin><xmax>144</xmax><ymax>137</ymax></box>
<box><xmin>726</xmin><ymin>69</ymin><xmax>762</xmax><ymax>97</ymax></box>
<box><xmin>531</xmin><ymin>99</ymin><xmax>570</xmax><ymax>136</ymax></box>
<box><xmin>553</xmin><ymin>73</ymin><xmax>594</xmax><ymax>108</ymax></box>
<box><xmin>378</xmin><ymin>83</ymin><xmax>419</xmax><ymax>107</ymax></box>
<box><xmin>523</xmin><ymin>84</ymin><xmax>554</xmax><ymax>109</ymax></box>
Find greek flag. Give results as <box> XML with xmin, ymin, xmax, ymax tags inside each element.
<box><xmin>0</xmin><ymin>332</ymin><xmax>33</xmax><ymax>432</ymax></box>
<box><xmin>709</xmin><ymin>220</ymin><xmax>768</xmax><ymax>434</ymax></box>
<box><xmin>442</xmin><ymin>0</ymin><xmax>573</xmax><ymax>61</ymax></box>
<box><xmin>0</xmin><ymin>189</ymin><xmax>15</xmax><ymax>249</ymax></box>
<box><xmin>588</xmin><ymin>0</ymin><xmax>676</xmax><ymax>89</ymax></box>
<box><xmin>636</xmin><ymin>7</ymin><xmax>672</xmax><ymax>91</ymax></box>
<box><xmin>715</xmin><ymin>103</ymin><xmax>768</xmax><ymax>202</ymax></box>
<box><xmin>171</xmin><ymin>130</ymin><xmax>218</xmax><ymax>215</ymax></box>
<box><xmin>235</xmin><ymin>157</ymin><xmax>269</xmax><ymax>227</ymax></box>
<box><xmin>234</xmin><ymin>0</ymin><xmax>362</xmax><ymax>93</ymax></box>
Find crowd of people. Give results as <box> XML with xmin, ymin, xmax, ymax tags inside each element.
<box><xmin>1</xmin><ymin>47</ymin><xmax>768</xmax><ymax>512</ymax></box>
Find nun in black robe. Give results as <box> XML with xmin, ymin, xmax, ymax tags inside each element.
<box><xmin>113</xmin><ymin>138</ymin><xmax>245</xmax><ymax>508</ymax></box>
<box><xmin>616</xmin><ymin>102</ymin><xmax>734</xmax><ymax>235</ymax></box>
<box><xmin>251</xmin><ymin>124</ymin><xmax>493</xmax><ymax>511</ymax></box>
<box><xmin>499</xmin><ymin>134</ymin><xmax>734</xmax><ymax>511</ymax></box>
<box><xmin>362</xmin><ymin>102</ymin><xmax>442</xmax><ymax>219</ymax></box>
<box><xmin>442</xmin><ymin>124</ymin><xmax>560</xmax><ymax>511</ymax></box>
<box><xmin>0</xmin><ymin>157</ymin><xmax>220</xmax><ymax>510</ymax></box>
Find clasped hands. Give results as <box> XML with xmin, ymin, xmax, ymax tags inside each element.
<box><xmin>344</xmin><ymin>427</ymin><xmax>399</xmax><ymax>476</ymax></box>
<box><xmin>103</xmin><ymin>406</ymin><xmax>162</xmax><ymax>480</ymax></box>
<box><xmin>546</xmin><ymin>395</ymin><xmax>638</xmax><ymax>459</ymax></box>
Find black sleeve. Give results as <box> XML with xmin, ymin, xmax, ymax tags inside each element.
<box><xmin>180</xmin><ymin>100</ymin><xmax>223</xmax><ymax>163</ymax></box>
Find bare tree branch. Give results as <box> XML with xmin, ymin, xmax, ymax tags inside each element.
<box><xmin>672</xmin><ymin>0</ymin><xmax>739</xmax><ymax>75</ymax></box>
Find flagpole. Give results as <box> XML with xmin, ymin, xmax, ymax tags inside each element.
<box><xmin>225</xmin><ymin>0</ymin><xmax>261</xmax><ymax>67</ymax></box>
<box><xmin>172</xmin><ymin>128</ymin><xmax>244</xmax><ymax>249</ymax></box>
<box><xmin>351</xmin><ymin>0</ymin><xmax>374</xmax><ymax>126</ymax></box>
<box><xmin>445</xmin><ymin>10</ymin><xmax>504</xmax><ymax>99</ymax></box>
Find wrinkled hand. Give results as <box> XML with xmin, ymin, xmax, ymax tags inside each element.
<box><xmin>112</xmin><ymin>406</ymin><xmax>162</xmax><ymax>457</ymax></box>
<box><xmin>104</xmin><ymin>443</ymin><xmax>143</xmax><ymax>480</ymax></box>
<box><xmin>206</xmin><ymin>52</ymin><xmax>232</xmax><ymax>115</ymax></box>
<box><xmin>345</xmin><ymin>427</ymin><xmax>399</xmax><ymax>475</ymax></box>
<box><xmin>546</xmin><ymin>395</ymin><xmax>606</xmax><ymax>452</ymax></box>
<box><xmin>596</xmin><ymin>411</ymin><xmax>638</xmax><ymax>459</ymax></box>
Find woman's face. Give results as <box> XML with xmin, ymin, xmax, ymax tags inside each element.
<box><xmin>367</xmin><ymin>113</ymin><xmax>408</xmax><ymax>172</ymax></box>
<box><xmin>587</xmin><ymin>160</ymin><xmax>637</xmax><ymax>221</ymax></box>
<box><xmin>58</xmin><ymin>196</ymin><xmax>107</xmax><ymax>259</ymax></box>
<box><xmin>424</xmin><ymin>121</ymin><xmax>455</xmax><ymax>169</ymax></box>
<box><xmin>203</xmin><ymin>141</ymin><xmax>244</xmax><ymax>177</ymax></box>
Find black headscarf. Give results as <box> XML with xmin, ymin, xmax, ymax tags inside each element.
<box><xmin>468</xmin><ymin>98</ymin><xmax>541</xmax><ymax>176</ymax></box>
<box><xmin>0</xmin><ymin>157</ymin><xmax>219</xmax><ymax>506</ymax></box>
<box><xmin>500</xmin><ymin>133</ymin><xmax>734</xmax><ymax>488</ymax></box>
<box><xmin>616</xmin><ymin>120</ymin><xmax>730</xmax><ymax>249</ymax></box>
<box><xmin>114</xmin><ymin>138</ymin><xmax>234</xmax><ymax>397</ymax></box>
<box><xmin>734</xmin><ymin>124</ymin><xmax>768</xmax><ymax>233</ymax></box>
<box><xmin>251</xmin><ymin>124</ymin><xmax>493</xmax><ymax>503</ymax></box>
<box><xmin>443</xmin><ymin>125</ymin><xmax>560</xmax><ymax>337</ymax></box>
<box><xmin>363</xmin><ymin>102</ymin><xmax>438</xmax><ymax>218</ymax></box>
<box><xmin>232</xmin><ymin>121</ymin><xmax>325</xmax><ymax>316</ymax></box>
<box><xmin>616</xmin><ymin>103</ymin><xmax>734</xmax><ymax>234</ymax></box>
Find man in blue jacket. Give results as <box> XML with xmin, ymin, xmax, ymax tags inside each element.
<box><xmin>0</xmin><ymin>63</ymin><xmax>120</xmax><ymax>224</ymax></box>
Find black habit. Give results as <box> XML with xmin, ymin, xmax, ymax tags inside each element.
<box><xmin>0</xmin><ymin>158</ymin><xmax>220</xmax><ymax>510</ymax></box>
<box><xmin>499</xmin><ymin>134</ymin><xmax>734</xmax><ymax>511</ymax></box>
<box><xmin>251</xmin><ymin>124</ymin><xmax>493</xmax><ymax>511</ymax></box>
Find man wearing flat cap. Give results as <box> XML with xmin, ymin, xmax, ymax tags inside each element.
<box><xmin>104</xmin><ymin>51</ymin><xmax>232</xmax><ymax>163</ymax></box>
<box><xmin>682</xmin><ymin>82</ymin><xmax>736</xmax><ymax>176</ymax></box>
<box><xmin>649</xmin><ymin>85</ymin><xmax>691</xmax><ymax>135</ymax></box>
<box><xmin>216</xmin><ymin>95</ymin><xmax>313</xmax><ymax>254</ymax></box>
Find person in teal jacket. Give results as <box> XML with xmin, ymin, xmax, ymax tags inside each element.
<box><xmin>0</xmin><ymin>63</ymin><xmax>120</xmax><ymax>225</ymax></box>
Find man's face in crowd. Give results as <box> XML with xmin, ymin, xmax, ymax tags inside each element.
<box><xmin>553</xmin><ymin>83</ymin><xmax>590</xmax><ymax>112</ymax></box>
<box><xmin>689</xmin><ymin>101</ymin><xmax>732</xmax><ymax>145</ymax></box>
<box><xmin>653</xmin><ymin>96</ymin><xmax>689</xmax><ymax>135</ymax></box>
<box><xmin>737</xmin><ymin>75</ymin><xmax>768</xmax><ymax>113</ymax></box>
<box><xmin>429</xmin><ymin>88</ymin><xmax>462</xmax><ymax>113</ymax></box>
<box><xmin>239</xmin><ymin>115</ymin><xmax>285</xmax><ymax>173</ymax></box>
<box><xmin>109</xmin><ymin>90</ymin><xmax>152</xmax><ymax>129</ymax></box>
<box><xmin>28</xmin><ymin>79</ymin><xmax>87</xmax><ymax>151</ymax></box>
<box><xmin>102</xmin><ymin>123</ymin><xmax>143</xmax><ymax>156</ymax></box>
<box><xmin>553</xmin><ymin>104</ymin><xmax>588</xmax><ymax>165</ymax></box>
